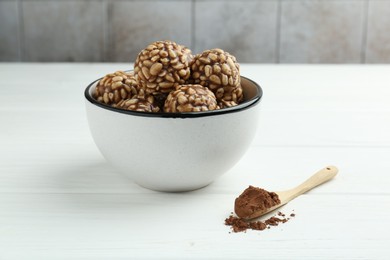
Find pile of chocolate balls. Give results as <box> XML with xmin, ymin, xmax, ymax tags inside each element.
<box><xmin>93</xmin><ymin>40</ymin><xmax>243</xmax><ymax>113</ymax></box>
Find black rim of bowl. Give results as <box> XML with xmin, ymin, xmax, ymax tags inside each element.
<box><xmin>84</xmin><ymin>75</ymin><xmax>263</xmax><ymax>118</ymax></box>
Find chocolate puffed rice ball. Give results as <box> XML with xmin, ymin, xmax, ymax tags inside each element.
<box><xmin>191</xmin><ymin>48</ymin><xmax>243</xmax><ymax>104</ymax></box>
<box><xmin>115</xmin><ymin>89</ymin><xmax>160</xmax><ymax>113</ymax></box>
<box><xmin>164</xmin><ymin>84</ymin><xmax>219</xmax><ymax>113</ymax></box>
<box><xmin>218</xmin><ymin>99</ymin><xmax>238</xmax><ymax>109</ymax></box>
<box><xmin>134</xmin><ymin>40</ymin><xmax>193</xmax><ymax>95</ymax></box>
<box><xmin>93</xmin><ymin>71</ymin><xmax>138</xmax><ymax>105</ymax></box>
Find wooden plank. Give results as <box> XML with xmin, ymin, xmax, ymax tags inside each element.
<box><xmin>0</xmin><ymin>193</ymin><xmax>389</xmax><ymax>259</ymax></box>
<box><xmin>1</xmin><ymin>146</ymin><xmax>389</xmax><ymax>194</ymax></box>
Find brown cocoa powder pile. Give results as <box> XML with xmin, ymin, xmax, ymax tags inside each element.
<box><xmin>234</xmin><ymin>186</ymin><xmax>281</xmax><ymax>219</ymax></box>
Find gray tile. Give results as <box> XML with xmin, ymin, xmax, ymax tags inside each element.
<box><xmin>366</xmin><ymin>1</ymin><xmax>390</xmax><ymax>63</ymax></box>
<box><xmin>107</xmin><ymin>1</ymin><xmax>192</xmax><ymax>62</ymax></box>
<box><xmin>280</xmin><ymin>0</ymin><xmax>365</xmax><ymax>63</ymax></box>
<box><xmin>22</xmin><ymin>1</ymin><xmax>103</xmax><ymax>62</ymax></box>
<box><xmin>194</xmin><ymin>0</ymin><xmax>278</xmax><ymax>63</ymax></box>
<box><xmin>0</xmin><ymin>1</ymin><xmax>19</xmax><ymax>61</ymax></box>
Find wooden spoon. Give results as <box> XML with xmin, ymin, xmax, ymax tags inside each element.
<box><xmin>242</xmin><ymin>165</ymin><xmax>338</xmax><ymax>220</ymax></box>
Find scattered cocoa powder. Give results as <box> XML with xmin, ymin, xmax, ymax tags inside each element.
<box><xmin>234</xmin><ymin>186</ymin><xmax>281</xmax><ymax>219</ymax></box>
<box><xmin>249</xmin><ymin>221</ymin><xmax>267</xmax><ymax>231</ymax></box>
<box><xmin>225</xmin><ymin>211</ymin><xmax>295</xmax><ymax>233</ymax></box>
<box><xmin>265</xmin><ymin>216</ymin><xmax>284</xmax><ymax>226</ymax></box>
<box><xmin>225</xmin><ymin>215</ymin><xmax>249</xmax><ymax>233</ymax></box>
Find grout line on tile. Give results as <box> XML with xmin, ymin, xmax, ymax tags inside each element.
<box><xmin>17</xmin><ymin>0</ymin><xmax>24</xmax><ymax>61</ymax></box>
<box><xmin>102</xmin><ymin>0</ymin><xmax>107</xmax><ymax>62</ymax></box>
<box><xmin>191</xmin><ymin>0</ymin><xmax>195</xmax><ymax>51</ymax></box>
<box><xmin>275</xmin><ymin>0</ymin><xmax>282</xmax><ymax>63</ymax></box>
<box><xmin>106</xmin><ymin>0</ymin><xmax>113</xmax><ymax>62</ymax></box>
<box><xmin>361</xmin><ymin>0</ymin><xmax>369</xmax><ymax>64</ymax></box>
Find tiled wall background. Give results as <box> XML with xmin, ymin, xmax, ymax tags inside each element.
<box><xmin>1</xmin><ymin>0</ymin><xmax>390</xmax><ymax>63</ymax></box>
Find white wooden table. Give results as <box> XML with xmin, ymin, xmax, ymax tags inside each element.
<box><xmin>1</xmin><ymin>64</ymin><xmax>390</xmax><ymax>259</ymax></box>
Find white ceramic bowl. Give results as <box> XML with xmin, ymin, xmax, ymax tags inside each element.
<box><xmin>85</xmin><ymin>75</ymin><xmax>263</xmax><ymax>192</ymax></box>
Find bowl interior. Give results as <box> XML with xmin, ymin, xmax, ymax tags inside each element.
<box><xmin>85</xmin><ymin>75</ymin><xmax>262</xmax><ymax>118</ymax></box>
<box><xmin>241</xmin><ymin>77</ymin><xmax>261</xmax><ymax>102</ymax></box>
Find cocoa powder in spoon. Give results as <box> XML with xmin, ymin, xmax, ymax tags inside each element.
<box><xmin>234</xmin><ymin>186</ymin><xmax>281</xmax><ymax>218</ymax></box>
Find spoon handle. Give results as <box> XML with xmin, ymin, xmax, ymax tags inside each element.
<box><xmin>290</xmin><ymin>165</ymin><xmax>338</xmax><ymax>198</ymax></box>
